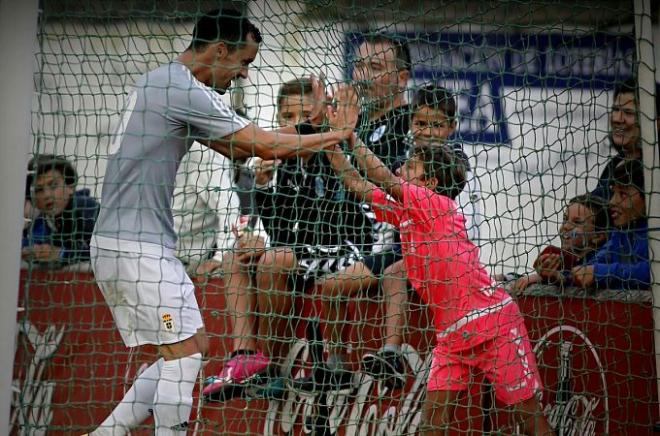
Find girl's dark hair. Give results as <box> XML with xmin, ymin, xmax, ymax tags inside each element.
<box><xmin>412</xmin><ymin>145</ymin><xmax>466</xmax><ymax>200</ymax></box>
<box><xmin>568</xmin><ymin>194</ymin><xmax>609</xmax><ymax>232</ymax></box>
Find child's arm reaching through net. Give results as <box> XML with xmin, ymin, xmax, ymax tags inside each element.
<box><xmin>324</xmin><ymin>145</ymin><xmax>377</xmax><ymax>203</ymax></box>
<box><xmin>349</xmin><ymin>134</ymin><xmax>404</xmax><ymax>202</ymax></box>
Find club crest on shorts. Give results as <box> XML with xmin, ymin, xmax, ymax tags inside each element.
<box><xmin>162</xmin><ymin>313</ymin><xmax>174</xmax><ymax>331</ymax></box>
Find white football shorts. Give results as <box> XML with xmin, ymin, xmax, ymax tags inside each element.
<box><xmin>91</xmin><ymin>246</ymin><xmax>204</xmax><ymax>347</ymax></box>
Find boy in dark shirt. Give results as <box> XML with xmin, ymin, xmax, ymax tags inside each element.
<box><xmin>22</xmin><ymin>155</ymin><xmax>99</xmax><ymax>267</ymax></box>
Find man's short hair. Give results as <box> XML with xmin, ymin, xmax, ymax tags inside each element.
<box><xmin>612</xmin><ymin>158</ymin><xmax>645</xmax><ymax>196</ymax></box>
<box><xmin>362</xmin><ymin>33</ymin><xmax>411</xmax><ymax>72</ymax></box>
<box><xmin>188</xmin><ymin>8</ymin><xmax>262</xmax><ymax>52</ymax></box>
<box><xmin>28</xmin><ymin>154</ymin><xmax>78</xmax><ymax>190</ymax></box>
<box><xmin>612</xmin><ymin>79</ymin><xmax>660</xmax><ymax>122</ymax></box>
<box><xmin>414</xmin><ymin>85</ymin><xmax>457</xmax><ymax>120</ymax></box>
<box><xmin>568</xmin><ymin>194</ymin><xmax>610</xmax><ymax>233</ymax></box>
<box><xmin>413</xmin><ymin>145</ymin><xmax>466</xmax><ymax>200</ymax></box>
<box><xmin>276</xmin><ymin>78</ymin><xmax>313</xmax><ymax>110</ymax></box>
<box><xmin>613</xmin><ymin>78</ymin><xmax>637</xmax><ymax>101</ymax></box>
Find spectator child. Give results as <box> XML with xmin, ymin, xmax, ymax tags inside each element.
<box><xmin>203</xmin><ymin>78</ymin><xmax>372</xmax><ymax>400</ymax></box>
<box><xmin>574</xmin><ymin>159</ymin><xmax>650</xmax><ymax>290</ymax></box>
<box><xmin>22</xmin><ymin>155</ymin><xmax>99</xmax><ymax>267</ymax></box>
<box><xmin>407</xmin><ymin>84</ymin><xmax>485</xmax><ymax>243</ymax></box>
<box><xmin>512</xmin><ymin>194</ymin><xmax>609</xmax><ymax>292</ymax></box>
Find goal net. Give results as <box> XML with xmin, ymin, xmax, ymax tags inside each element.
<box><xmin>13</xmin><ymin>1</ymin><xmax>658</xmax><ymax>435</ymax></box>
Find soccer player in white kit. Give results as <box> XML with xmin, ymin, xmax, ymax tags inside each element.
<box><xmin>88</xmin><ymin>9</ymin><xmax>350</xmax><ymax>435</ymax></box>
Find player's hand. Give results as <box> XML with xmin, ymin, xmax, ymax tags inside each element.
<box><xmin>511</xmin><ymin>273</ymin><xmax>542</xmax><ymax>294</ymax></box>
<box><xmin>253</xmin><ymin>158</ymin><xmax>280</xmax><ymax>186</ymax></box>
<box><xmin>26</xmin><ymin>244</ymin><xmax>62</xmax><ymax>262</ymax></box>
<box><xmin>571</xmin><ymin>265</ymin><xmax>595</xmax><ymax>288</ymax></box>
<box><xmin>195</xmin><ymin>259</ymin><xmax>223</xmax><ymax>276</ymax></box>
<box><xmin>232</xmin><ymin>226</ymin><xmax>266</xmax><ymax>263</ymax></box>
<box><xmin>327</xmin><ymin>83</ymin><xmax>360</xmax><ymax>134</ymax></box>
<box><xmin>308</xmin><ymin>73</ymin><xmax>329</xmax><ymax>127</ymax></box>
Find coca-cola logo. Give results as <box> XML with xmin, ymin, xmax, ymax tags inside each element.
<box><xmin>11</xmin><ymin>320</ymin><xmax>65</xmax><ymax>433</ymax></box>
<box><xmin>264</xmin><ymin>342</ymin><xmax>431</xmax><ymax>435</ymax></box>
<box><xmin>533</xmin><ymin>325</ymin><xmax>609</xmax><ymax>436</ymax></box>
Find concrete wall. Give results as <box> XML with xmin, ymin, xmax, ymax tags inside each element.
<box><xmin>31</xmin><ymin>2</ymin><xmax>659</xmax><ymax>274</ymax></box>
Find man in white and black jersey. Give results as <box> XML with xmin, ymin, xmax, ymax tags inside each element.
<box><xmin>310</xmin><ymin>34</ymin><xmax>413</xmax><ymax>388</ymax></box>
<box><xmin>87</xmin><ymin>10</ymin><xmax>353</xmax><ymax>435</ymax></box>
<box><xmin>202</xmin><ymin>78</ymin><xmax>373</xmax><ymax>400</ymax></box>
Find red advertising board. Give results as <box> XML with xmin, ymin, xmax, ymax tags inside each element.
<box><xmin>12</xmin><ymin>271</ymin><xmax>659</xmax><ymax>435</ymax></box>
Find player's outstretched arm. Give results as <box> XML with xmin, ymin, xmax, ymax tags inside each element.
<box><xmin>205</xmin><ymin>123</ymin><xmax>351</xmax><ymax>160</ymax></box>
<box><xmin>325</xmin><ymin>144</ymin><xmax>377</xmax><ymax>203</ymax></box>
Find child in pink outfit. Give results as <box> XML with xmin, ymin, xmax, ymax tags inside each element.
<box><xmin>370</xmin><ymin>181</ymin><xmax>542</xmax><ymax>400</ymax></box>
<box><xmin>325</xmin><ymin>91</ymin><xmax>554</xmax><ymax>434</ymax></box>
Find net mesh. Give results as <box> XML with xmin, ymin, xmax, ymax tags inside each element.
<box><xmin>13</xmin><ymin>1</ymin><xmax>658</xmax><ymax>435</ymax></box>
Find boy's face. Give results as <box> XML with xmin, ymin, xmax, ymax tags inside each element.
<box><xmin>33</xmin><ymin>169</ymin><xmax>74</xmax><ymax>218</ymax></box>
<box><xmin>560</xmin><ymin>202</ymin><xmax>599</xmax><ymax>254</ymax></box>
<box><xmin>411</xmin><ymin>105</ymin><xmax>456</xmax><ymax>146</ymax></box>
<box><xmin>277</xmin><ymin>93</ymin><xmax>315</xmax><ymax>128</ymax></box>
<box><xmin>610</xmin><ymin>92</ymin><xmax>640</xmax><ymax>155</ymax></box>
<box><xmin>610</xmin><ymin>184</ymin><xmax>645</xmax><ymax>228</ymax></box>
<box><xmin>396</xmin><ymin>155</ymin><xmax>433</xmax><ymax>188</ymax></box>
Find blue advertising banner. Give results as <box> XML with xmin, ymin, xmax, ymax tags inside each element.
<box><xmin>346</xmin><ymin>32</ymin><xmax>634</xmax><ymax>144</ymax></box>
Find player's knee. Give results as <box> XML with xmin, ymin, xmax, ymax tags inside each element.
<box><xmin>318</xmin><ymin>265</ymin><xmax>370</xmax><ymax>299</ymax></box>
<box><xmin>159</xmin><ymin>331</ymin><xmax>208</xmax><ymax>361</ymax></box>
